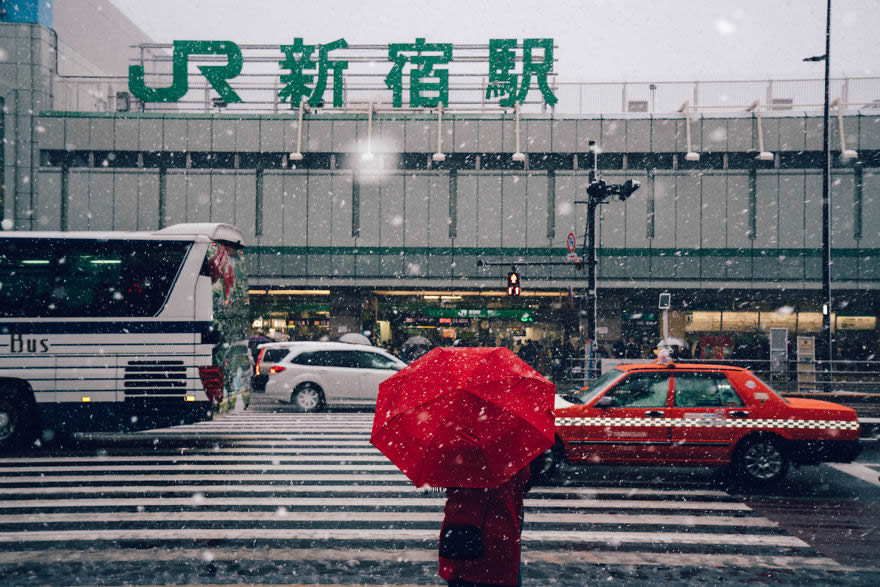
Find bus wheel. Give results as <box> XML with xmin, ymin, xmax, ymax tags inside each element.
<box><xmin>291</xmin><ymin>384</ymin><xmax>324</xmax><ymax>413</ymax></box>
<box><xmin>0</xmin><ymin>387</ymin><xmax>37</xmax><ymax>451</ymax></box>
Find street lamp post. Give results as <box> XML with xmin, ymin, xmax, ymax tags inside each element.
<box><xmin>805</xmin><ymin>0</ymin><xmax>833</xmax><ymax>390</ymax></box>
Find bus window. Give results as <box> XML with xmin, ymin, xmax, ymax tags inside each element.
<box><xmin>0</xmin><ymin>239</ymin><xmax>190</xmax><ymax>318</ymax></box>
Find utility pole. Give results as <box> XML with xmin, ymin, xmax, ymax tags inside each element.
<box><xmin>804</xmin><ymin>0</ymin><xmax>833</xmax><ymax>391</ymax></box>
<box><xmin>576</xmin><ymin>141</ymin><xmax>640</xmax><ymax>380</ymax></box>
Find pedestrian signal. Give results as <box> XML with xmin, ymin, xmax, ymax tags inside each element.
<box><xmin>507</xmin><ymin>271</ymin><xmax>521</xmax><ymax>296</ymax></box>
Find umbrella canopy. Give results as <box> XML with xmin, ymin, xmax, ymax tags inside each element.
<box><xmin>658</xmin><ymin>337</ymin><xmax>686</xmax><ymax>348</ymax></box>
<box><xmin>247</xmin><ymin>335</ymin><xmax>273</xmax><ymax>346</ymax></box>
<box><xmin>403</xmin><ymin>335</ymin><xmax>432</xmax><ymax>347</ymax></box>
<box><xmin>339</xmin><ymin>332</ymin><xmax>372</xmax><ymax>345</ymax></box>
<box><xmin>371</xmin><ymin>347</ymin><xmax>556</xmax><ymax>489</ymax></box>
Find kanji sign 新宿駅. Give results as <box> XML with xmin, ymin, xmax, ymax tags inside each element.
<box><xmin>128</xmin><ymin>38</ymin><xmax>558</xmax><ymax>108</ymax></box>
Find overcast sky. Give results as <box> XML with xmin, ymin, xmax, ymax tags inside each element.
<box><xmin>109</xmin><ymin>0</ymin><xmax>879</xmax><ymax>82</ymax></box>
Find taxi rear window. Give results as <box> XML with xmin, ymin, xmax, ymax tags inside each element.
<box><xmin>673</xmin><ymin>372</ymin><xmax>744</xmax><ymax>407</ymax></box>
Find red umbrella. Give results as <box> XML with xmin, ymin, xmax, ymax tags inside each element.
<box><xmin>370</xmin><ymin>347</ymin><xmax>556</xmax><ymax>488</ymax></box>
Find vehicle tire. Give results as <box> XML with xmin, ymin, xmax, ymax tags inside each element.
<box><xmin>0</xmin><ymin>385</ymin><xmax>38</xmax><ymax>451</ymax></box>
<box><xmin>530</xmin><ymin>438</ymin><xmax>565</xmax><ymax>486</ymax></box>
<box><xmin>732</xmin><ymin>436</ymin><xmax>789</xmax><ymax>488</ymax></box>
<box><xmin>291</xmin><ymin>384</ymin><xmax>324</xmax><ymax>413</ymax></box>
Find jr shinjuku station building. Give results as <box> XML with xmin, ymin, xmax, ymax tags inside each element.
<box><xmin>3</xmin><ymin>0</ymin><xmax>880</xmax><ymax>364</ymax></box>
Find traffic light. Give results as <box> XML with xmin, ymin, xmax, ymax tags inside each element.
<box><xmin>507</xmin><ymin>271</ymin><xmax>521</xmax><ymax>296</ymax></box>
<box><xmin>586</xmin><ymin>180</ymin><xmax>608</xmax><ymax>200</ymax></box>
<box><xmin>618</xmin><ymin>179</ymin><xmax>641</xmax><ymax>201</ymax></box>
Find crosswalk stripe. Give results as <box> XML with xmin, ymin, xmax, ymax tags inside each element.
<box><xmin>0</xmin><ymin>484</ymin><xmax>734</xmax><ymax>498</ymax></box>
<box><xmin>0</xmin><ymin>511</ymin><xmax>778</xmax><ymax>527</ymax></box>
<box><xmin>0</xmin><ymin>548</ymin><xmax>850</xmax><ymax>571</ymax></box>
<box><xmin>0</xmin><ymin>448</ymin><xmax>384</xmax><ymax>462</ymax></box>
<box><xmin>84</xmin><ymin>438</ymin><xmax>374</xmax><ymax>445</ymax></box>
<box><xmin>825</xmin><ymin>463</ymin><xmax>880</xmax><ymax>487</ymax></box>
<box><xmin>0</xmin><ymin>462</ymin><xmax>399</xmax><ymax>472</ymax></box>
<box><xmin>132</xmin><ymin>427</ymin><xmax>370</xmax><ymax>441</ymax></box>
<box><xmin>0</xmin><ymin>528</ymin><xmax>810</xmax><ymax>547</ymax></box>
<box><xmin>0</xmin><ymin>497</ymin><xmax>751</xmax><ymax>511</ymax></box>
<box><xmin>0</xmin><ymin>454</ymin><xmax>389</xmax><ymax>466</ymax></box>
<box><xmin>0</xmin><ymin>473</ymin><xmax>406</xmax><ymax>483</ymax></box>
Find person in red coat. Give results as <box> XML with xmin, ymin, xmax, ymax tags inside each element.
<box><xmin>439</xmin><ymin>465</ymin><xmax>532</xmax><ymax>587</ymax></box>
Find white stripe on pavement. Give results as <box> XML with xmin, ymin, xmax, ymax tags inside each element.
<box><xmin>0</xmin><ymin>528</ymin><xmax>808</xmax><ymax>547</ymax></box>
<box><xmin>825</xmin><ymin>463</ymin><xmax>880</xmax><ymax>487</ymax></box>
<box><xmin>0</xmin><ymin>473</ymin><xmax>406</xmax><ymax>484</ymax></box>
<box><xmin>0</xmin><ymin>497</ymin><xmax>751</xmax><ymax>511</ymax></box>
<box><xmin>0</xmin><ymin>511</ymin><xmax>777</xmax><ymax>527</ymax></box>
<box><xmin>0</xmin><ymin>548</ymin><xmax>847</xmax><ymax>570</ymax></box>
<box><xmin>0</xmin><ymin>448</ymin><xmax>383</xmax><ymax>462</ymax></box>
<box><xmin>0</xmin><ymin>484</ymin><xmax>733</xmax><ymax>498</ymax></box>
<box><xmin>0</xmin><ymin>453</ymin><xmax>386</xmax><ymax>464</ymax></box>
<box><xmin>82</xmin><ymin>438</ymin><xmax>370</xmax><ymax>445</ymax></box>
<box><xmin>0</xmin><ymin>463</ymin><xmax>399</xmax><ymax>473</ymax></box>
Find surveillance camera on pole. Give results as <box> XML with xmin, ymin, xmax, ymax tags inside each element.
<box><xmin>617</xmin><ymin>179</ymin><xmax>640</xmax><ymax>201</ymax></box>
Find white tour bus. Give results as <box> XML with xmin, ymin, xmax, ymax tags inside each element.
<box><xmin>0</xmin><ymin>223</ymin><xmax>251</xmax><ymax>450</ymax></box>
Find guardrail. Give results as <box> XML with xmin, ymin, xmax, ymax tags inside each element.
<box><xmin>53</xmin><ymin>74</ymin><xmax>880</xmax><ymax>115</ymax></box>
<box><xmin>565</xmin><ymin>357</ymin><xmax>880</xmax><ymax>394</ymax></box>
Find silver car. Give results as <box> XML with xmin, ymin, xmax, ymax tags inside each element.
<box><xmin>261</xmin><ymin>341</ymin><xmax>406</xmax><ymax>412</ymax></box>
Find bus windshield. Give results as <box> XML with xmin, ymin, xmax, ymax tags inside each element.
<box><xmin>0</xmin><ymin>238</ymin><xmax>190</xmax><ymax>318</ymax></box>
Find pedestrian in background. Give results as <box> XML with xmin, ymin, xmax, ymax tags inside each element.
<box><xmin>624</xmin><ymin>336</ymin><xmax>640</xmax><ymax>359</ymax></box>
<box><xmin>518</xmin><ymin>339</ymin><xmax>538</xmax><ymax>368</ymax></box>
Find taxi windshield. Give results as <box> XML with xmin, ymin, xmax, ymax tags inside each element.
<box><xmin>751</xmin><ymin>374</ymin><xmax>791</xmax><ymax>404</ymax></box>
<box><xmin>565</xmin><ymin>369</ymin><xmax>622</xmax><ymax>405</ymax></box>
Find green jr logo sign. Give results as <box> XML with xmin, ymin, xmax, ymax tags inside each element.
<box><xmin>128</xmin><ymin>38</ymin><xmax>558</xmax><ymax>108</ymax></box>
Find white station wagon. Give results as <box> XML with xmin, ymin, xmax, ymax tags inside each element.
<box><xmin>259</xmin><ymin>341</ymin><xmax>407</xmax><ymax>412</ymax></box>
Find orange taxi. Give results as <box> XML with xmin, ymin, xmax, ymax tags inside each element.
<box><xmin>540</xmin><ymin>362</ymin><xmax>862</xmax><ymax>486</ymax></box>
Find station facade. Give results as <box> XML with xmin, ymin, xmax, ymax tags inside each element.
<box><xmin>3</xmin><ymin>1</ymin><xmax>880</xmax><ymax>363</ymax></box>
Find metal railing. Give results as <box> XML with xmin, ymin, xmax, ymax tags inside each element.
<box><xmin>52</xmin><ymin>74</ymin><xmax>880</xmax><ymax>116</ymax></box>
<box><xmin>565</xmin><ymin>356</ymin><xmax>880</xmax><ymax>395</ymax></box>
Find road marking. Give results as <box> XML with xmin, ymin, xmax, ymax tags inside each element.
<box><xmin>0</xmin><ymin>448</ymin><xmax>383</xmax><ymax>462</ymax></box>
<box><xmin>0</xmin><ymin>462</ymin><xmax>398</xmax><ymax>473</ymax></box>
<box><xmin>124</xmin><ymin>438</ymin><xmax>375</xmax><ymax>445</ymax></box>
<box><xmin>0</xmin><ymin>528</ymin><xmax>808</xmax><ymax>547</ymax></box>
<box><xmin>0</xmin><ymin>484</ymin><xmax>733</xmax><ymax>497</ymax></box>
<box><xmin>0</xmin><ymin>548</ymin><xmax>850</xmax><ymax>570</ymax></box>
<box><xmin>0</xmin><ymin>496</ymin><xmax>751</xmax><ymax>511</ymax></box>
<box><xmin>0</xmin><ymin>511</ymin><xmax>777</xmax><ymax>527</ymax></box>
<box><xmin>826</xmin><ymin>463</ymin><xmax>880</xmax><ymax>486</ymax></box>
<box><xmin>0</xmin><ymin>453</ymin><xmax>385</xmax><ymax>464</ymax></box>
<box><xmin>534</xmin><ymin>486</ymin><xmax>730</xmax><ymax>497</ymax></box>
<box><xmin>0</xmin><ymin>473</ymin><xmax>406</xmax><ymax>484</ymax></box>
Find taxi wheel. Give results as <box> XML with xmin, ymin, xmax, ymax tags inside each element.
<box><xmin>291</xmin><ymin>384</ymin><xmax>324</xmax><ymax>413</ymax></box>
<box><xmin>733</xmin><ymin>437</ymin><xmax>789</xmax><ymax>487</ymax></box>
<box><xmin>531</xmin><ymin>438</ymin><xmax>565</xmax><ymax>485</ymax></box>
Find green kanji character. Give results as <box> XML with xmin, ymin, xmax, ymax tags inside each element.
<box><xmin>486</xmin><ymin>38</ymin><xmax>558</xmax><ymax>107</ymax></box>
<box><xmin>486</xmin><ymin>38</ymin><xmax>518</xmax><ymax>105</ymax></box>
<box><xmin>385</xmin><ymin>38</ymin><xmax>452</xmax><ymax>108</ymax></box>
<box><xmin>278</xmin><ymin>38</ymin><xmax>349</xmax><ymax>108</ymax></box>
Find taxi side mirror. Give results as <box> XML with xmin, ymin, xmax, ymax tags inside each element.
<box><xmin>595</xmin><ymin>396</ymin><xmax>613</xmax><ymax>408</ymax></box>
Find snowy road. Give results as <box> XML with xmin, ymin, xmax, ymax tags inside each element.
<box><xmin>0</xmin><ymin>400</ymin><xmax>877</xmax><ymax>585</ymax></box>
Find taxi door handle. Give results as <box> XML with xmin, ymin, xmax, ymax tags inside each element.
<box><xmin>645</xmin><ymin>410</ymin><xmax>665</xmax><ymax>418</ymax></box>
<box><xmin>729</xmin><ymin>410</ymin><xmax>749</xmax><ymax>418</ymax></box>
